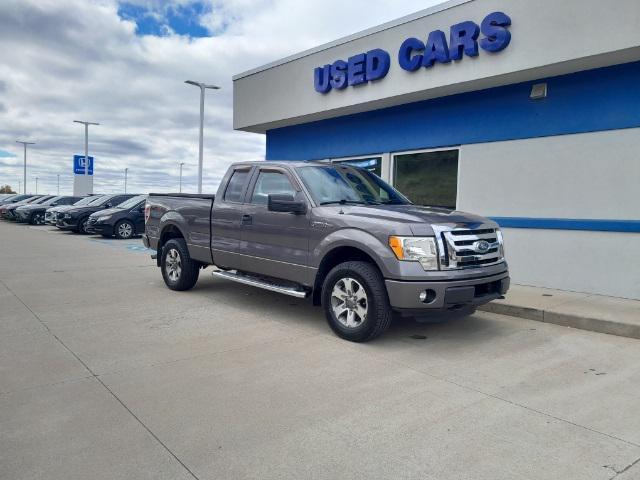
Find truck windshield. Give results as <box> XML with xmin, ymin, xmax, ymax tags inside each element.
<box><xmin>296</xmin><ymin>165</ymin><xmax>410</xmax><ymax>206</ymax></box>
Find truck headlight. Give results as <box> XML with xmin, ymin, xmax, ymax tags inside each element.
<box><xmin>496</xmin><ymin>228</ymin><xmax>505</xmax><ymax>258</ymax></box>
<box><xmin>389</xmin><ymin>236</ymin><xmax>439</xmax><ymax>271</ymax></box>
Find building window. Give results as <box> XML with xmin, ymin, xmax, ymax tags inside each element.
<box><xmin>332</xmin><ymin>157</ymin><xmax>382</xmax><ymax>177</ymax></box>
<box><xmin>393</xmin><ymin>149</ymin><xmax>459</xmax><ymax>208</ymax></box>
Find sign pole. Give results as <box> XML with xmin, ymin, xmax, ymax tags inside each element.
<box><xmin>73</xmin><ymin>120</ymin><xmax>99</xmax><ymax>194</ymax></box>
<box><xmin>16</xmin><ymin>141</ymin><xmax>35</xmax><ymax>194</ymax></box>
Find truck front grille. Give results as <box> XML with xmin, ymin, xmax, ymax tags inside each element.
<box><xmin>432</xmin><ymin>225</ymin><xmax>505</xmax><ymax>270</ymax></box>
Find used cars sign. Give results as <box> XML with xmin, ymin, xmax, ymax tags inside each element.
<box><xmin>314</xmin><ymin>11</ymin><xmax>512</xmax><ymax>94</ymax></box>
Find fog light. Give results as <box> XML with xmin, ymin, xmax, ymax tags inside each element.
<box><xmin>419</xmin><ymin>289</ymin><xmax>437</xmax><ymax>304</ymax></box>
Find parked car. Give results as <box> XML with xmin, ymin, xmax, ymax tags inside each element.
<box><xmin>144</xmin><ymin>161</ymin><xmax>510</xmax><ymax>342</ymax></box>
<box><xmin>0</xmin><ymin>194</ymin><xmax>38</xmax><ymax>208</ymax></box>
<box><xmin>57</xmin><ymin>193</ymin><xmax>137</xmax><ymax>233</ymax></box>
<box><xmin>1</xmin><ymin>196</ymin><xmax>50</xmax><ymax>220</ymax></box>
<box><xmin>86</xmin><ymin>195</ymin><xmax>147</xmax><ymax>239</ymax></box>
<box><xmin>0</xmin><ymin>194</ymin><xmax>28</xmax><ymax>206</ymax></box>
<box><xmin>45</xmin><ymin>195</ymin><xmax>96</xmax><ymax>225</ymax></box>
<box><xmin>15</xmin><ymin>196</ymin><xmax>82</xmax><ymax>225</ymax></box>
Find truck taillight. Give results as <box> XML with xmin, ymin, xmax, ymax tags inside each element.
<box><xmin>144</xmin><ymin>203</ymin><xmax>151</xmax><ymax>223</ymax></box>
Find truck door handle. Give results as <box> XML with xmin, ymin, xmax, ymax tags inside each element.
<box><xmin>242</xmin><ymin>214</ymin><xmax>252</xmax><ymax>225</ymax></box>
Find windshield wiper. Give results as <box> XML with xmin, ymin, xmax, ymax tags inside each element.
<box><xmin>319</xmin><ymin>199</ymin><xmax>368</xmax><ymax>206</ymax></box>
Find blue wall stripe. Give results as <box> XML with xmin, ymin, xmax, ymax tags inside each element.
<box><xmin>266</xmin><ymin>61</ymin><xmax>640</xmax><ymax>160</ymax></box>
<box><xmin>490</xmin><ymin>217</ymin><xmax>640</xmax><ymax>233</ymax></box>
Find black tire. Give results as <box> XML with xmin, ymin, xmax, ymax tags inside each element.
<box><xmin>77</xmin><ymin>216</ymin><xmax>89</xmax><ymax>234</ymax></box>
<box><xmin>322</xmin><ymin>261</ymin><xmax>392</xmax><ymax>342</ymax></box>
<box><xmin>114</xmin><ymin>220</ymin><xmax>135</xmax><ymax>240</ymax></box>
<box><xmin>161</xmin><ymin>238</ymin><xmax>199</xmax><ymax>291</ymax></box>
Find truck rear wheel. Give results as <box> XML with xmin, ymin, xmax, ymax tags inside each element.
<box><xmin>322</xmin><ymin>261</ymin><xmax>392</xmax><ymax>342</ymax></box>
<box><xmin>161</xmin><ymin>238</ymin><xmax>199</xmax><ymax>291</ymax></box>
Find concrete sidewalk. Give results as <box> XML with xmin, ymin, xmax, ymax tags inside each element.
<box><xmin>480</xmin><ymin>284</ymin><xmax>640</xmax><ymax>340</ymax></box>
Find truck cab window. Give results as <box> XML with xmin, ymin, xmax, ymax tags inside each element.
<box><xmin>251</xmin><ymin>171</ymin><xmax>296</xmax><ymax>205</ymax></box>
<box><xmin>224</xmin><ymin>170</ymin><xmax>250</xmax><ymax>202</ymax></box>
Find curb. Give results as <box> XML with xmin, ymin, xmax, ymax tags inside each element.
<box><xmin>478</xmin><ymin>303</ymin><xmax>640</xmax><ymax>340</ymax></box>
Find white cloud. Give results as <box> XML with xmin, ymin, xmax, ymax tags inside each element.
<box><xmin>0</xmin><ymin>0</ymin><xmax>442</xmax><ymax>195</ymax></box>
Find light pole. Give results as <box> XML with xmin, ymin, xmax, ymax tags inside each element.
<box><xmin>179</xmin><ymin>162</ymin><xmax>185</xmax><ymax>193</ymax></box>
<box><xmin>73</xmin><ymin>120</ymin><xmax>99</xmax><ymax>193</ymax></box>
<box><xmin>57</xmin><ymin>174</ymin><xmax>60</xmax><ymax>195</ymax></box>
<box><xmin>18</xmin><ymin>179</ymin><xmax>21</xmax><ymax>194</ymax></box>
<box><xmin>185</xmin><ymin>80</ymin><xmax>220</xmax><ymax>194</ymax></box>
<box><xmin>35</xmin><ymin>177</ymin><xmax>38</xmax><ymax>195</ymax></box>
<box><xmin>16</xmin><ymin>140</ymin><xmax>35</xmax><ymax>194</ymax></box>
<box><xmin>124</xmin><ymin>168</ymin><xmax>128</xmax><ymax>193</ymax></box>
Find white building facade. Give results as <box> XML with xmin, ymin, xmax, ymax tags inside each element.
<box><xmin>233</xmin><ymin>0</ymin><xmax>640</xmax><ymax>300</ymax></box>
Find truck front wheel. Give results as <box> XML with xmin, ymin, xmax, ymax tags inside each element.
<box><xmin>161</xmin><ymin>238</ymin><xmax>199</xmax><ymax>291</ymax></box>
<box><xmin>322</xmin><ymin>261</ymin><xmax>392</xmax><ymax>342</ymax></box>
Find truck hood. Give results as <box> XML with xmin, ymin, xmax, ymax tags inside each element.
<box><xmin>331</xmin><ymin>204</ymin><xmax>496</xmax><ymax>234</ymax></box>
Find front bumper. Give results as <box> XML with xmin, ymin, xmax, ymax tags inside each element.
<box><xmin>14</xmin><ymin>211</ymin><xmax>30</xmax><ymax>222</ymax></box>
<box><xmin>4</xmin><ymin>210</ymin><xmax>18</xmax><ymax>220</ymax></box>
<box><xmin>45</xmin><ymin>213</ymin><xmax>57</xmax><ymax>224</ymax></box>
<box><xmin>85</xmin><ymin>222</ymin><xmax>113</xmax><ymax>235</ymax></box>
<box><xmin>385</xmin><ymin>271</ymin><xmax>510</xmax><ymax>311</ymax></box>
<box><xmin>57</xmin><ymin>217</ymin><xmax>78</xmax><ymax>229</ymax></box>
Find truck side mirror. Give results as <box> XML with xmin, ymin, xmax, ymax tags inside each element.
<box><xmin>268</xmin><ymin>194</ymin><xmax>307</xmax><ymax>214</ymax></box>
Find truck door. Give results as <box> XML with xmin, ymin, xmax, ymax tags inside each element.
<box><xmin>211</xmin><ymin>166</ymin><xmax>253</xmax><ymax>269</ymax></box>
<box><xmin>239</xmin><ymin>167</ymin><xmax>311</xmax><ymax>285</ymax></box>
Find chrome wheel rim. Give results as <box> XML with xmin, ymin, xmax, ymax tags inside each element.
<box><xmin>165</xmin><ymin>248</ymin><xmax>182</xmax><ymax>282</ymax></box>
<box><xmin>118</xmin><ymin>222</ymin><xmax>133</xmax><ymax>238</ymax></box>
<box><xmin>331</xmin><ymin>277</ymin><xmax>368</xmax><ymax>328</ymax></box>
<box><xmin>35</xmin><ymin>213</ymin><xmax>44</xmax><ymax>224</ymax></box>
<box><xmin>81</xmin><ymin>219</ymin><xmax>88</xmax><ymax>231</ymax></box>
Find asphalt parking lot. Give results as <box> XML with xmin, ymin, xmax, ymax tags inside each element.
<box><xmin>1</xmin><ymin>221</ymin><xmax>640</xmax><ymax>480</ymax></box>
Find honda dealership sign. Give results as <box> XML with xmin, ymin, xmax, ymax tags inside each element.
<box><xmin>73</xmin><ymin>154</ymin><xmax>94</xmax><ymax>195</ymax></box>
<box><xmin>73</xmin><ymin>155</ymin><xmax>94</xmax><ymax>175</ymax></box>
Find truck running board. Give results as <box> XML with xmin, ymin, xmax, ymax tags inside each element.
<box><xmin>211</xmin><ymin>269</ymin><xmax>309</xmax><ymax>299</ymax></box>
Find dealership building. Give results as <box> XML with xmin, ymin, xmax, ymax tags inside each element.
<box><xmin>233</xmin><ymin>0</ymin><xmax>640</xmax><ymax>300</ymax></box>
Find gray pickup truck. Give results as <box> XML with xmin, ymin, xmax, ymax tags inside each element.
<box><xmin>144</xmin><ymin>161</ymin><xmax>509</xmax><ymax>342</ymax></box>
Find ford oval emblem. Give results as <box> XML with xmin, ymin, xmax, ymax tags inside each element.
<box><xmin>474</xmin><ymin>240</ymin><xmax>491</xmax><ymax>253</ymax></box>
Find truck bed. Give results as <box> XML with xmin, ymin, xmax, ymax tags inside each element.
<box><xmin>145</xmin><ymin>193</ymin><xmax>216</xmax><ymax>265</ymax></box>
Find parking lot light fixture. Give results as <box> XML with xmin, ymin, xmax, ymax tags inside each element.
<box><xmin>185</xmin><ymin>80</ymin><xmax>220</xmax><ymax>194</ymax></box>
<box><xmin>124</xmin><ymin>168</ymin><xmax>128</xmax><ymax>194</ymax></box>
<box><xmin>16</xmin><ymin>140</ymin><xmax>35</xmax><ymax>194</ymax></box>
<box><xmin>179</xmin><ymin>162</ymin><xmax>185</xmax><ymax>193</ymax></box>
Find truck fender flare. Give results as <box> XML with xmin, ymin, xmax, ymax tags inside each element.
<box><xmin>313</xmin><ymin>229</ymin><xmax>392</xmax><ymax>271</ymax></box>
<box><xmin>157</xmin><ymin>216</ymin><xmax>187</xmax><ymax>266</ymax></box>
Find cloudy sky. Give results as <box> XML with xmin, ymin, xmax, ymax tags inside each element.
<box><xmin>0</xmin><ymin>0</ymin><xmax>442</xmax><ymax>195</ymax></box>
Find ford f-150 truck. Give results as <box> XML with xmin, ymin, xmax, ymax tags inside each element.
<box><xmin>144</xmin><ymin>161</ymin><xmax>509</xmax><ymax>342</ymax></box>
